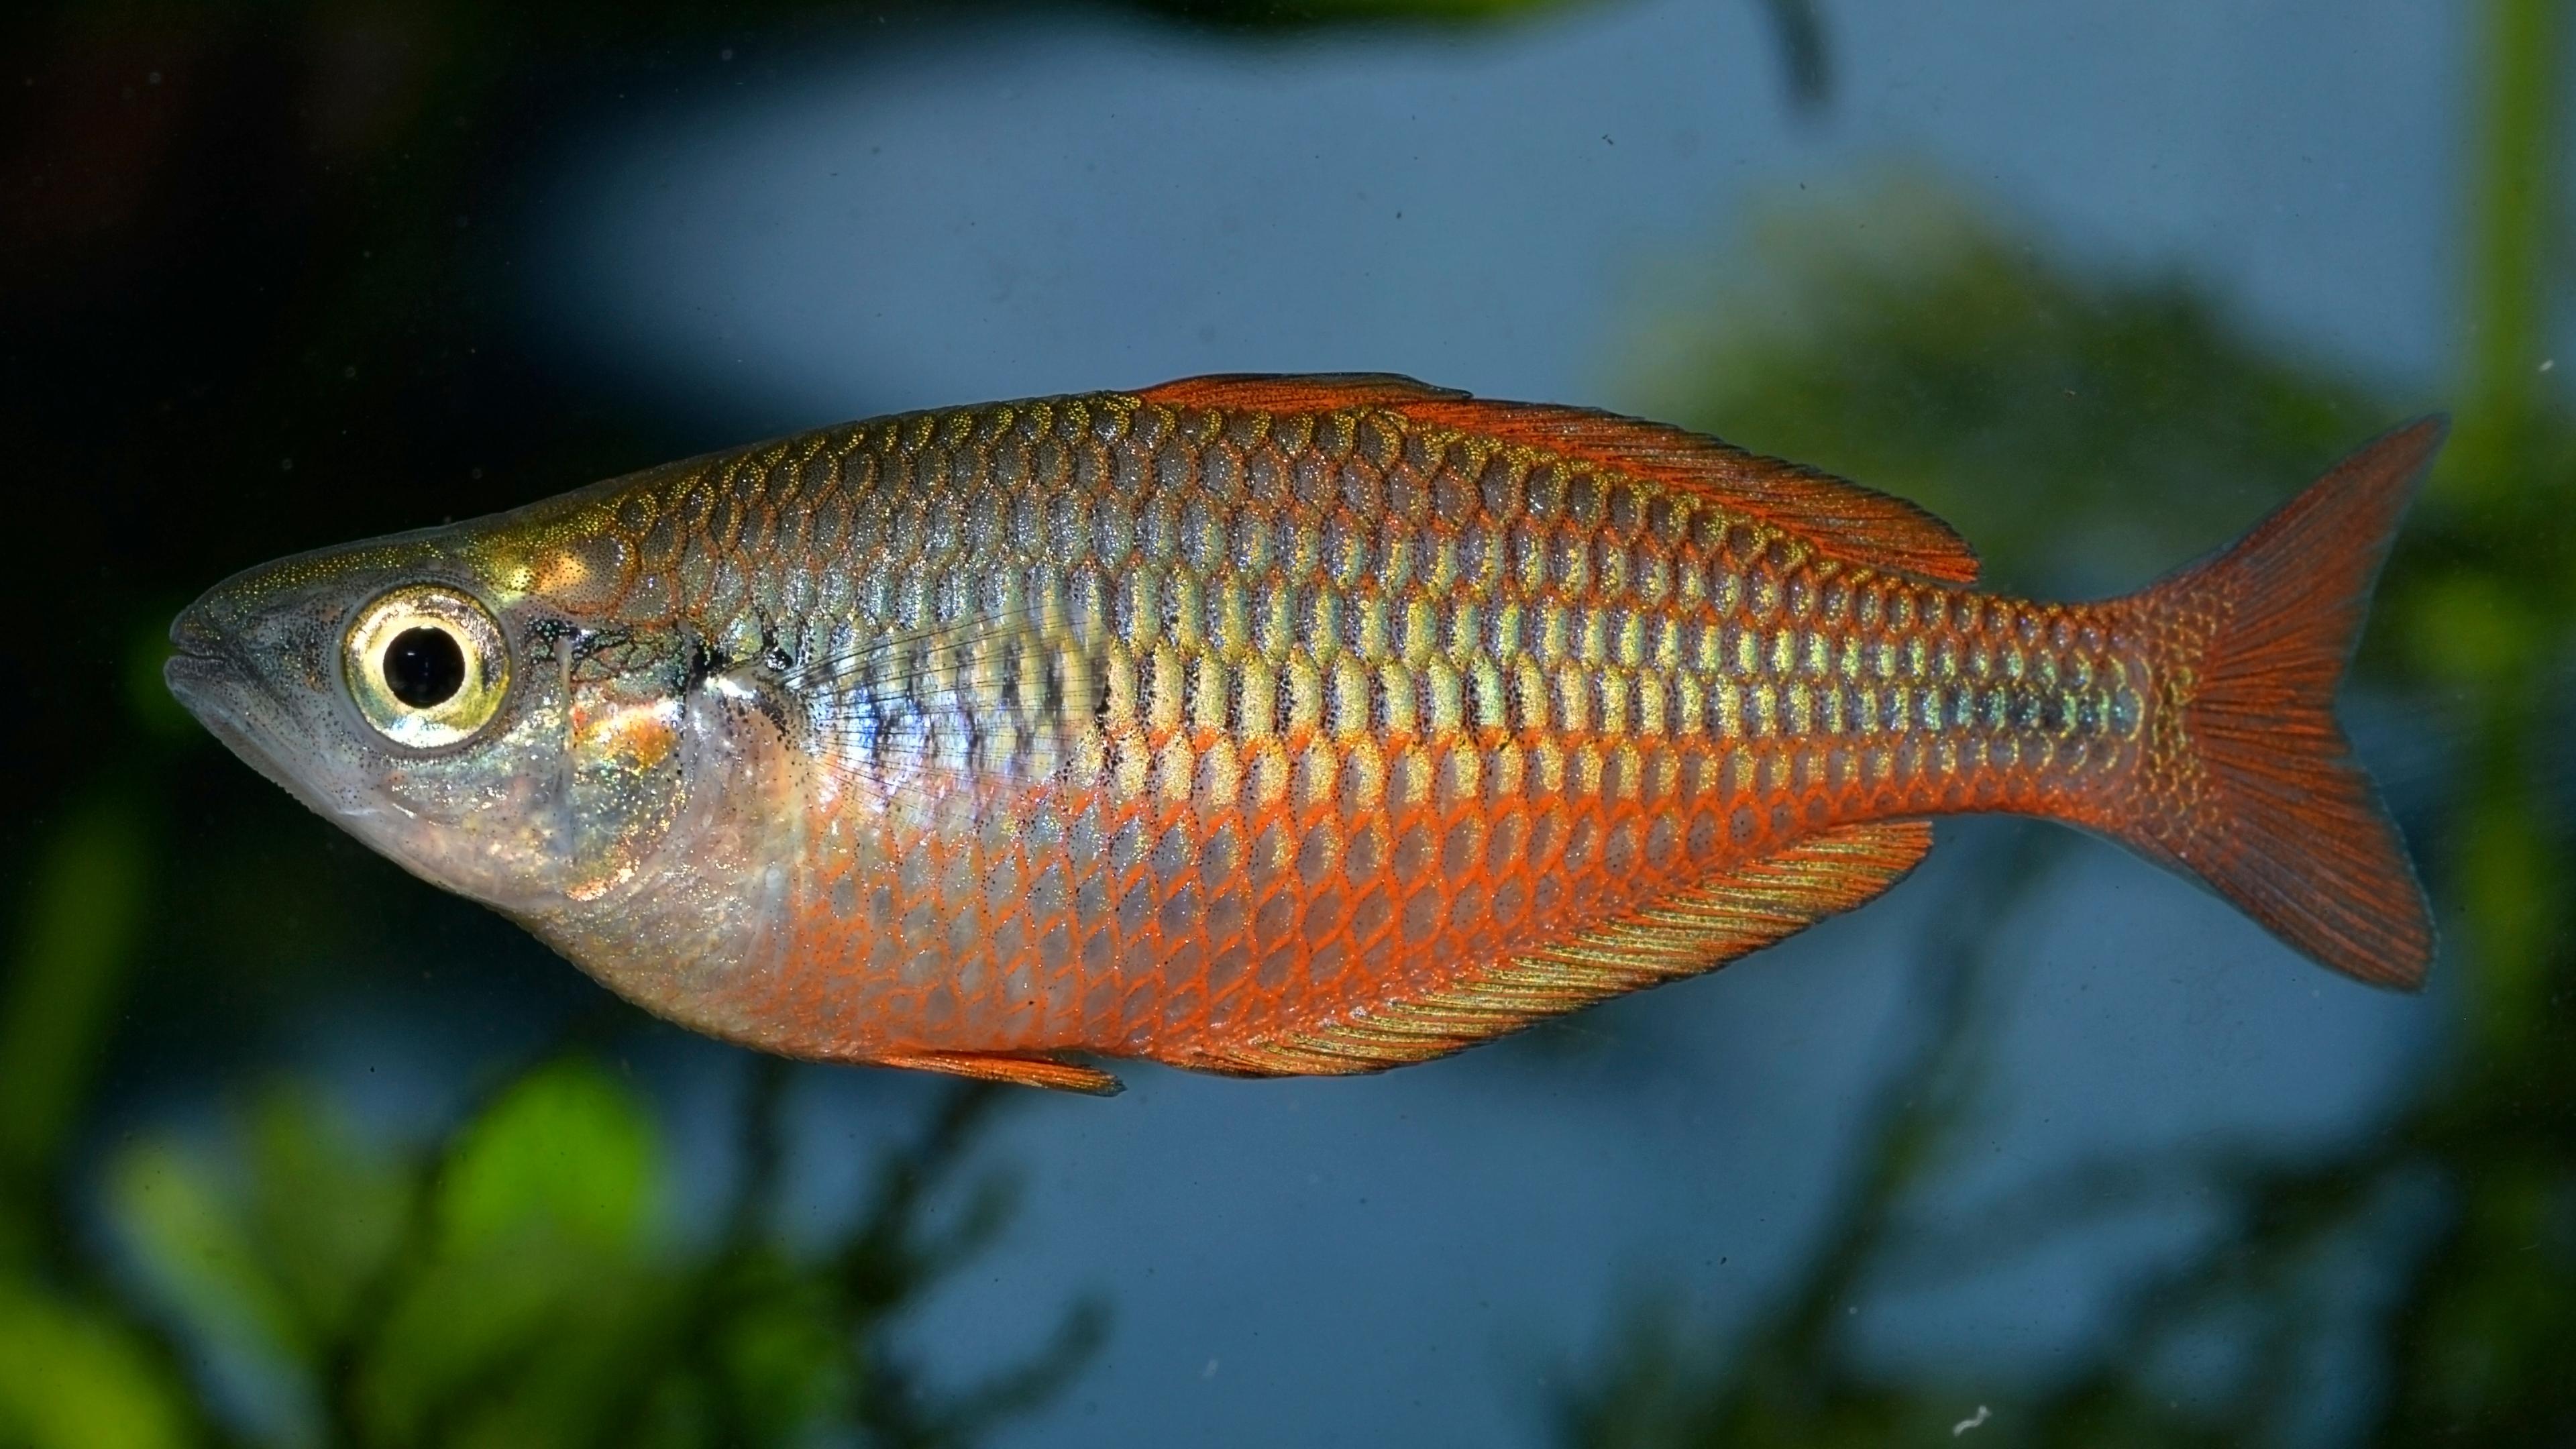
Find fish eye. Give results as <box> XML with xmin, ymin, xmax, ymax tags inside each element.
<box><xmin>343</xmin><ymin>586</ymin><xmax>510</xmax><ymax>749</ymax></box>
<box><xmin>384</xmin><ymin>627</ymin><xmax>466</xmax><ymax>707</ymax></box>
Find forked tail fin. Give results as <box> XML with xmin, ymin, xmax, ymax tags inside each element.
<box><xmin>2112</xmin><ymin>418</ymin><xmax>2444</xmax><ymax>988</ymax></box>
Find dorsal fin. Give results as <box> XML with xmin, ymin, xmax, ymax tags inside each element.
<box><xmin>1134</xmin><ymin>374</ymin><xmax>1979</xmax><ymax>585</ymax></box>
<box><xmin>1140</xmin><ymin>372</ymin><xmax>1470</xmax><ymax>411</ymax></box>
<box><xmin>874</xmin><ymin>1050</ymin><xmax>1124</xmax><ymax>1095</ymax></box>
<box><xmin>1181</xmin><ymin>820</ymin><xmax>1935</xmax><ymax>1077</ymax></box>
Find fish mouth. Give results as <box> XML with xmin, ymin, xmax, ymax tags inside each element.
<box><xmin>162</xmin><ymin>631</ymin><xmax>240</xmax><ymax>732</ymax></box>
<box><xmin>165</xmin><ymin>651</ymin><xmax>301</xmax><ymax>796</ymax></box>
<box><xmin>164</xmin><ymin>602</ymin><xmax>253</xmax><ymax>736</ymax></box>
<box><xmin>162</xmin><ymin>622</ymin><xmax>364</xmax><ymax>827</ymax></box>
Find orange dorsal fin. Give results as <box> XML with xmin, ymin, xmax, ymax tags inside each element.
<box><xmin>874</xmin><ymin>1050</ymin><xmax>1124</xmax><ymax>1095</ymax></box>
<box><xmin>1139</xmin><ymin>372</ymin><xmax>1470</xmax><ymax>411</ymax></box>
<box><xmin>1134</xmin><ymin>373</ymin><xmax>1980</xmax><ymax>584</ymax></box>
<box><xmin>1181</xmin><ymin>820</ymin><xmax>1935</xmax><ymax>1077</ymax></box>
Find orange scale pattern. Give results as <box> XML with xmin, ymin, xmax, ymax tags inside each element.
<box><xmin>582</xmin><ymin>382</ymin><xmax>2153</xmax><ymax>1073</ymax></box>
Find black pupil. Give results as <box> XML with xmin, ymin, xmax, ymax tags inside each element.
<box><xmin>384</xmin><ymin>627</ymin><xmax>467</xmax><ymax>709</ymax></box>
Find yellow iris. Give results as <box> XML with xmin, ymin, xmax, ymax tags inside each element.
<box><xmin>342</xmin><ymin>584</ymin><xmax>511</xmax><ymax>749</ymax></box>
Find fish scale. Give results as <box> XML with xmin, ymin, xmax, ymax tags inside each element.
<box><xmin>166</xmin><ymin>374</ymin><xmax>2442</xmax><ymax>1093</ymax></box>
<box><xmin>598</xmin><ymin>388</ymin><xmax>2139</xmax><ymax>1072</ymax></box>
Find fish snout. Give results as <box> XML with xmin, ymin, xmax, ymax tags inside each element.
<box><xmin>162</xmin><ymin>602</ymin><xmax>360</xmax><ymax>830</ymax></box>
<box><xmin>162</xmin><ymin>589</ymin><xmax>273</xmax><ymax>722</ymax></box>
<box><xmin>162</xmin><ymin>588</ymin><xmax>335</xmax><ymax>782</ymax></box>
<box><xmin>164</xmin><ymin>596</ymin><xmax>246</xmax><ymax>724</ymax></box>
<box><xmin>168</xmin><ymin>597</ymin><xmax>227</xmax><ymax>659</ymax></box>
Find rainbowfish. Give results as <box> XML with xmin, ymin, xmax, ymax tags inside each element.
<box><xmin>167</xmin><ymin>376</ymin><xmax>2439</xmax><ymax>1094</ymax></box>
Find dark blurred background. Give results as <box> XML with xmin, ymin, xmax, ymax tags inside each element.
<box><xmin>3</xmin><ymin>1</ymin><xmax>2571</xmax><ymax>1444</ymax></box>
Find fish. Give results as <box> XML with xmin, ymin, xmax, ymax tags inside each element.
<box><xmin>166</xmin><ymin>375</ymin><xmax>2440</xmax><ymax>1094</ymax></box>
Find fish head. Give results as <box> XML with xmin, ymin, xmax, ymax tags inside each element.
<box><xmin>164</xmin><ymin>505</ymin><xmax>711</xmax><ymax>920</ymax></box>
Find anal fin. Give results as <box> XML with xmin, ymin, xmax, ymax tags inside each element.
<box><xmin>875</xmin><ymin>1050</ymin><xmax>1124</xmax><ymax>1096</ymax></box>
<box><xmin>1196</xmin><ymin>820</ymin><xmax>1935</xmax><ymax>1077</ymax></box>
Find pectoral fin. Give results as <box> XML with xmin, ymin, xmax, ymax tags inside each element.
<box><xmin>1189</xmin><ymin>820</ymin><xmax>1935</xmax><ymax>1077</ymax></box>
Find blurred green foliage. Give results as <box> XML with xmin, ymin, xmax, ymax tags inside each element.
<box><xmin>0</xmin><ymin>1283</ymin><xmax>193</xmax><ymax>1449</ymax></box>
<box><xmin>1625</xmin><ymin>180</ymin><xmax>2390</xmax><ymax>596</ymax></box>
<box><xmin>99</xmin><ymin>1059</ymin><xmax>1099</xmax><ymax>1448</ymax></box>
<box><xmin>0</xmin><ymin>793</ymin><xmax>154</xmax><ymax>1213</ymax></box>
<box><xmin>1558</xmin><ymin>1</ymin><xmax>2576</xmax><ymax>1444</ymax></box>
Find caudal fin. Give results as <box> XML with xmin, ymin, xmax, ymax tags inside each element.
<box><xmin>2113</xmin><ymin>418</ymin><xmax>2443</xmax><ymax>989</ymax></box>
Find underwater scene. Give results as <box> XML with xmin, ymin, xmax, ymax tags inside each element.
<box><xmin>7</xmin><ymin>1</ymin><xmax>2573</xmax><ymax>1445</ymax></box>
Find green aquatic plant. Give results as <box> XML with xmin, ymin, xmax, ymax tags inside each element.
<box><xmin>105</xmin><ymin>1060</ymin><xmax>1102</xmax><ymax>1448</ymax></box>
